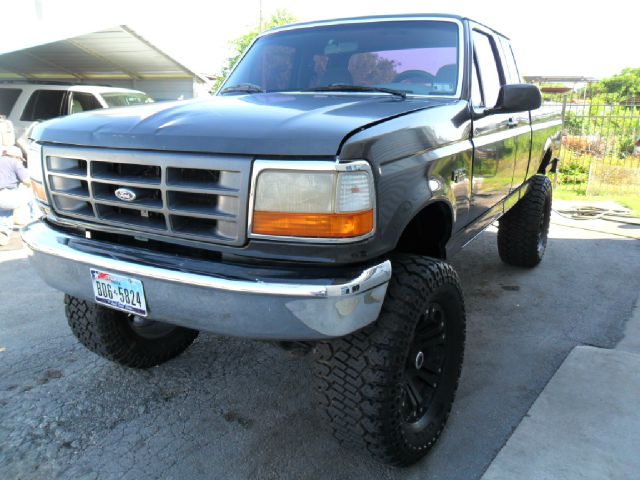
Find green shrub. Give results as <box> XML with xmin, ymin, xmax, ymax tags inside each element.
<box><xmin>557</xmin><ymin>161</ymin><xmax>589</xmax><ymax>185</ymax></box>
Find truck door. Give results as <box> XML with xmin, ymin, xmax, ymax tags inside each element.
<box><xmin>469</xmin><ymin>29</ymin><xmax>516</xmax><ymax>221</ymax></box>
<box><xmin>498</xmin><ymin>38</ymin><xmax>532</xmax><ymax>191</ymax></box>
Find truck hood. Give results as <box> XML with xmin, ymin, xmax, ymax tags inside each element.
<box><xmin>32</xmin><ymin>93</ymin><xmax>446</xmax><ymax>156</ymax></box>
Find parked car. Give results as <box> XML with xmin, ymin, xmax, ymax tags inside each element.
<box><xmin>634</xmin><ymin>136</ymin><xmax>640</xmax><ymax>156</ymax></box>
<box><xmin>22</xmin><ymin>14</ymin><xmax>561</xmax><ymax>466</ymax></box>
<box><xmin>0</xmin><ymin>82</ymin><xmax>153</xmax><ymax>155</ymax></box>
<box><xmin>0</xmin><ymin>115</ymin><xmax>15</xmax><ymax>147</ymax></box>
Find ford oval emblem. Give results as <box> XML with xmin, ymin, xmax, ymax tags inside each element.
<box><xmin>115</xmin><ymin>187</ymin><xmax>136</xmax><ymax>202</ymax></box>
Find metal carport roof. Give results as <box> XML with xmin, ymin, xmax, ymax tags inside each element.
<box><xmin>0</xmin><ymin>25</ymin><xmax>206</xmax><ymax>82</ymax></box>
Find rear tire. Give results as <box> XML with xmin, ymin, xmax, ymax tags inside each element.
<box><xmin>65</xmin><ymin>295</ymin><xmax>198</xmax><ymax>368</ymax></box>
<box><xmin>498</xmin><ymin>175</ymin><xmax>552</xmax><ymax>268</ymax></box>
<box><xmin>313</xmin><ymin>254</ymin><xmax>466</xmax><ymax>466</ymax></box>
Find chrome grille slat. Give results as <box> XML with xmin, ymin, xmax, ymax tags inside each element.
<box><xmin>50</xmin><ymin>191</ymin><xmax>90</xmax><ymax>200</ymax></box>
<box><xmin>92</xmin><ymin>198</ymin><xmax>165</xmax><ymax>211</ymax></box>
<box><xmin>89</xmin><ymin>178</ymin><xmax>164</xmax><ymax>188</ymax></box>
<box><xmin>168</xmin><ymin>210</ymin><xmax>235</xmax><ymax>221</ymax></box>
<box><xmin>46</xmin><ymin>171</ymin><xmax>87</xmax><ymax>179</ymax></box>
<box><xmin>161</xmin><ymin>185</ymin><xmax>239</xmax><ymax>195</ymax></box>
<box><xmin>43</xmin><ymin>146</ymin><xmax>251</xmax><ymax>246</ymax></box>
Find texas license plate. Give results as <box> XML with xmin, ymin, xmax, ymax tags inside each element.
<box><xmin>90</xmin><ymin>269</ymin><xmax>147</xmax><ymax>316</ymax></box>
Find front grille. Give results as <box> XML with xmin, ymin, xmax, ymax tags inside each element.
<box><xmin>44</xmin><ymin>146</ymin><xmax>251</xmax><ymax>246</ymax></box>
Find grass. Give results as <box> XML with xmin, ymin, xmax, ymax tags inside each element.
<box><xmin>554</xmin><ymin>187</ymin><xmax>640</xmax><ymax>217</ymax></box>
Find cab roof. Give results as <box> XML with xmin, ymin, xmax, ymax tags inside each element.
<box><xmin>263</xmin><ymin>13</ymin><xmax>510</xmax><ymax>41</ymax></box>
<box><xmin>0</xmin><ymin>82</ymin><xmax>146</xmax><ymax>95</ymax></box>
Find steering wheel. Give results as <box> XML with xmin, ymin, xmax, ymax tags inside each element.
<box><xmin>393</xmin><ymin>70</ymin><xmax>436</xmax><ymax>84</ymax></box>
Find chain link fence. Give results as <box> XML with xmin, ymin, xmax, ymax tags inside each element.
<box><xmin>549</xmin><ymin>93</ymin><xmax>640</xmax><ymax>195</ymax></box>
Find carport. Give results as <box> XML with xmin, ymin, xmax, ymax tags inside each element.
<box><xmin>0</xmin><ymin>25</ymin><xmax>211</xmax><ymax>101</ymax></box>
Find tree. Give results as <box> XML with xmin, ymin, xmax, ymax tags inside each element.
<box><xmin>593</xmin><ymin>67</ymin><xmax>640</xmax><ymax>99</ymax></box>
<box><xmin>212</xmin><ymin>9</ymin><xmax>297</xmax><ymax>92</ymax></box>
<box><xmin>349</xmin><ymin>53</ymin><xmax>398</xmax><ymax>85</ymax></box>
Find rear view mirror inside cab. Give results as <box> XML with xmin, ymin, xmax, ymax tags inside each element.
<box><xmin>324</xmin><ymin>41</ymin><xmax>358</xmax><ymax>55</ymax></box>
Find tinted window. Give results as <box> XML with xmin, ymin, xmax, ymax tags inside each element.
<box><xmin>21</xmin><ymin>90</ymin><xmax>65</xmax><ymax>121</ymax></box>
<box><xmin>473</xmin><ymin>31</ymin><xmax>502</xmax><ymax>108</ymax></box>
<box><xmin>224</xmin><ymin>21</ymin><xmax>460</xmax><ymax>96</ymax></box>
<box><xmin>70</xmin><ymin>92</ymin><xmax>102</xmax><ymax>114</ymax></box>
<box><xmin>0</xmin><ymin>88</ymin><xmax>21</xmax><ymax>116</ymax></box>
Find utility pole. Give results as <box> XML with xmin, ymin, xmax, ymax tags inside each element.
<box><xmin>259</xmin><ymin>0</ymin><xmax>263</xmax><ymax>32</ymax></box>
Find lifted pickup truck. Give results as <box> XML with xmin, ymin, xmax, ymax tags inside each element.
<box><xmin>22</xmin><ymin>14</ymin><xmax>560</xmax><ymax>466</ymax></box>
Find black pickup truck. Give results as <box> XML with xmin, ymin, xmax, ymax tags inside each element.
<box><xmin>23</xmin><ymin>14</ymin><xmax>560</xmax><ymax>466</ymax></box>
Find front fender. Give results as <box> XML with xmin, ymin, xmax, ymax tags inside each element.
<box><xmin>339</xmin><ymin>102</ymin><xmax>473</xmax><ymax>250</ymax></box>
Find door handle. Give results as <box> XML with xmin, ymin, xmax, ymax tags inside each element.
<box><xmin>507</xmin><ymin>118</ymin><xmax>519</xmax><ymax>128</ymax></box>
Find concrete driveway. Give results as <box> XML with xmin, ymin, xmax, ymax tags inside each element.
<box><xmin>1</xmin><ymin>213</ymin><xmax>639</xmax><ymax>480</ymax></box>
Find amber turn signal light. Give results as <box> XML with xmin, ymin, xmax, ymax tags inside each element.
<box><xmin>31</xmin><ymin>180</ymin><xmax>47</xmax><ymax>203</ymax></box>
<box><xmin>253</xmin><ymin>209</ymin><xmax>374</xmax><ymax>238</ymax></box>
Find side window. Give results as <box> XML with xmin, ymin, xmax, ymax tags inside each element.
<box><xmin>507</xmin><ymin>43</ymin><xmax>521</xmax><ymax>83</ymax></box>
<box><xmin>472</xmin><ymin>31</ymin><xmax>502</xmax><ymax>108</ymax></box>
<box><xmin>0</xmin><ymin>88</ymin><xmax>22</xmax><ymax>116</ymax></box>
<box><xmin>499</xmin><ymin>38</ymin><xmax>520</xmax><ymax>83</ymax></box>
<box><xmin>471</xmin><ymin>54</ymin><xmax>483</xmax><ymax>107</ymax></box>
<box><xmin>21</xmin><ymin>90</ymin><xmax>66</xmax><ymax>121</ymax></box>
<box><xmin>70</xmin><ymin>92</ymin><xmax>102</xmax><ymax>114</ymax></box>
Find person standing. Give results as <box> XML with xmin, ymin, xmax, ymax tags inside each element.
<box><xmin>0</xmin><ymin>146</ymin><xmax>34</xmax><ymax>246</ymax></box>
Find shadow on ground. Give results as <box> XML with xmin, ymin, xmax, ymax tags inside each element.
<box><xmin>1</xmin><ymin>224</ymin><xmax>639</xmax><ymax>480</ymax></box>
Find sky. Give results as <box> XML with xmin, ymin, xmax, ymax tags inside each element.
<box><xmin>1</xmin><ymin>0</ymin><xmax>637</xmax><ymax>79</ymax></box>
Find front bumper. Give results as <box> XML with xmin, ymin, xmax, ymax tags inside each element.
<box><xmin>21</xmin><ymin>221</ymin><xmax>391</xmax><ymax>340</ymax></box>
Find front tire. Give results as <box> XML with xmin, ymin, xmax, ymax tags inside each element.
<box><xmin>65</xmin><ymin>295</ymin><xmax>198</xmax><ymax>368</ymax></box>
<box><xmin>498</xmin><ymin>175</ymin><xmax>552</xmax><ymax>268</ymax></box>
<box><xmin>313</xmin><ymin>255</ymin><xmax>466</xmax><ymax>466</ymax></box>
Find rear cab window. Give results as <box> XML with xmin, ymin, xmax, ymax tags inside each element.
<box><xmin>0</xmin><ymin>88</ymin><xmax>22</xmax><ymax>116</ymax></box>
<box><xmin>471</xmin><ymin>30</ymin><xmax>504</xmax><ymax>108</ymax></box>
<box><xmin>498</xmin><ymin>37</ymin><xmax>520</xmax><ymax>84</ymax></box>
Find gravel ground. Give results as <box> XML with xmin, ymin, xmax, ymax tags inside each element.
<box><xmin>1</xmin><ymin>216</ymin><xmax>639</xmax><ymax>480</ymax></box>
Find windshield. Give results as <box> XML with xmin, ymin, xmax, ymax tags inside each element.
<box><xmin>222</xmin><ymin>20</ymin><xmax>460</xmax><ymax>97</ymax></box>
<box><xmin>100</xmin><ymin>92</ymin><xmax>154</xmax><ymax>107</ymax></box>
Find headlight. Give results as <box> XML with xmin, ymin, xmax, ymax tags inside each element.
<box><xmin>250</xmin><ymin>160</ymin><xmax>375</xmax><ymax>241</ymax></box>
<box><xmin>27</xmin><ymin>141</ymin><xmax>48</xmax><ymax>203</ymax></box>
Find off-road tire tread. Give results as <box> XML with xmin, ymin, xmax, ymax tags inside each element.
<box><xmin>65</xmin><ymin>295</ymin><xmax>198</xmax><ymax>368</ymax></box>
<box><xmin>498</xmin><ymin>175</ymin><xmax>552</xmax><ymax>268</ymax></box>
<box><xmin>313</xmin><ymin>254</ymin><xmax>466</xmax><ymax>466</ymax></box>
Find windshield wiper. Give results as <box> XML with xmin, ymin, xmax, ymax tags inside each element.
<box><xmin>307</xmin><ymin>84</ymin><xmax>407</xmax><ymax>99</ymax></box>
<box><xmin>219</xmin><ymin>83</ymin><xmax>265</xmax><ymax>95</ymax></box>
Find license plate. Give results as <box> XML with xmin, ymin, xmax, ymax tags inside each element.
<box><xmin>90</xmin><ymin>269</ymin><xmax>147</xmax><ymax>316</ymax></box>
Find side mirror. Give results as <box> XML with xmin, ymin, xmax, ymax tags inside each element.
<box><xmin>490</xmin><ymin>84</ymin><xmax>542</xmax><ymax>114</ymax></box>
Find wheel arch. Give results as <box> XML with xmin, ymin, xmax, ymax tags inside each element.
<box><xmin>536</xmin><ymin>145</ymin><xmax>554</xmax><ymax>174</ymax></box>
<box><xmin>394</xmin><ymin>199</ymin><xmax>454</xmax><ymax>260</ymax></box>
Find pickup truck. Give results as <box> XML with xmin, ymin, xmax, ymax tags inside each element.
<box><xmin>22</xmin><ymin>14</ymin><xmax>561</xmax><ymax>466</ymax></box>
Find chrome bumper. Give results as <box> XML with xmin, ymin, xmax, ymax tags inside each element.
<box><xmin>21</xmin><ymin>221</ymin><xmax>391</xmax><ymax>340</ymax></box>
